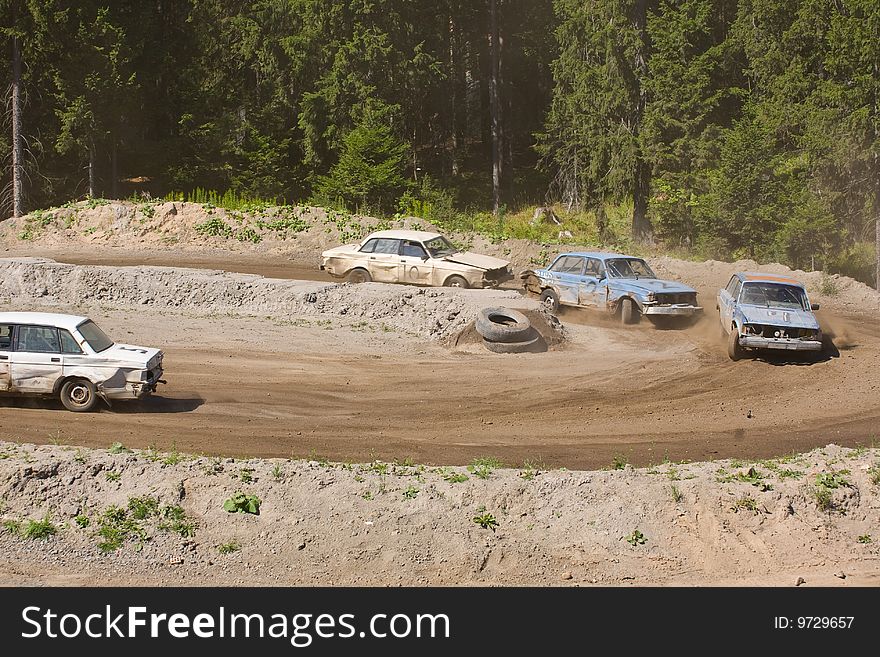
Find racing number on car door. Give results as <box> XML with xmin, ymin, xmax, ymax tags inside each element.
<box><xmin>398</xmin><ymin>240</ymin><xmax>432</xmax><ymax>285</ymax></box>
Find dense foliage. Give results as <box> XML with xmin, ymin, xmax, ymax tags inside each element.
<box><xmin>1</xmin><ymin>0</ymin><xmax>877</xmax><ymax>280</ymax></box>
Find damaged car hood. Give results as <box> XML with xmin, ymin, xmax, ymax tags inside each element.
<box><xmin>739</xmin><ymin>306</ymin><xmax>819</xmax><ymax>329</ymax></box>
<box><xmin>613</xmin><ymin>278</ymin><xmax>695</xmax><ymax>295</ymax></box>
<box><xmin>442</xmin><ymin>252</ymin><xmax>510</xmax><ymax>270</ymax></box>
<box><xmin>65</xmin><ymin>343</ymin><xmax>163</xmax><ymax>368</ymax></box>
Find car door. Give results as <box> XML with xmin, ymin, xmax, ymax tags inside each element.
<box><xmin>551</xmin><ymin>256</ymin><xmax>585</xmax><ymax>305</ymax></box>
<box><xmin>10</xmin><ymin>325</ymin><xmax>64</xmax><ymax>392</ymax></box>
<box><xmin>364</xmin><ymin>238</ymin><xmax>401</xmax><ymax>282</ymax></box>
<box><xmin>718</xmin><ymin>277</ymin><xmax>740</xmax><ymax>331</ymax></box>
<box><xmin>577</xmin><ymin>258</ymin><xmax>605</xmax><ymax>307</ymax></box>
<box><xmin>398</xmin><ymin>240</ymin><xmax>433</xmax><ymax>285</ymax></box>
<box><xmin>0</xmin><ymin>323</ymin><xmax>11</xmax><ymax>391</ymax></box>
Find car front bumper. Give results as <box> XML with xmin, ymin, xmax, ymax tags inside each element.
<box><xmin>739</xmin><ymin>336</ymin><xmax>823</xmax><ymax>351</ymax></box>
<box><xmin>481</xmin><ymin>269</ymin><xmax>515</xmax><ymax>288</ymax></box>
<box><xmin>102</xmin><ymin>368</ymin><xmax>165</xmax><ymax>400</ymax></box>
<box><xmin>643</xmin><ymin>304</ymin><xmax>703</xmax><ymax>316</ymax></box>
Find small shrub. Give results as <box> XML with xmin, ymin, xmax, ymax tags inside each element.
<box><xmin>108</xmin><ymin>442</ymin><xmax>130</xmax><ymax>454</ymax></box>
<box><xmin>223</xmin><ymin>493</ymin><xmax>261</xmax><ymax>515</ymax></box>
<box><xmin>624</xmin><ymin>530</ymin><xmax>647</xmax><ymax>546</ymax></box>
<box><xmin>195</xmin><ymin>216</ymin><xmax>233</xmax><ymax>238</ymax></box>
<box><xmin>74</xmin><ymin>515</ymin><xmax>90</xmax><ymax>528</ymax></box>
<box><xmin>105</xmin><ymin>470</ymin><xmax>121</xmax><ymax>482</ymax></box>
<box><xmin>670</xmin><ymin>485</ymin><xmax>683</xmax><ymax>503</ymax></box>
<box><xmin>472</xmin><ymin>508</ymin><xmax>499</xmax><ymax>532</ymax></box>
<box><xmin>218</xmin><ymin>541</ymin><xmax>240</xmax><ymax>554</ymax></box>
<box><xmin>867</xmin><ymin>463</ymin><xmax>880</xmax><ymax>486</ymax></box>
<box><xmin>272</xmin><ymin>464</ymin><xmax>283</xmax><ymax>481</ymax></box>
<box><xmin>611</xmin><ymin>455</ymin><xmax>628</xmax><ymax>470</ymax></box>
<box><xmin>128</xmin><ymin>496</ymin><xmax>159</xmax><ymax>520</ymax></box>
<box><xmin>858</xmin><ymin>534</ymin><xmax>872</xmax><ymax>544</ymax></box>
<box><xmin>816</xmin><ymin>472</ymin><xmax>850</xmax><ymax>489</ymax></box>
<box><xmin>444</xmin><ymin>472</ymin><xmax>469</xmax><ymax>484</ymax></box>
<box><xmin>733</xmin><ymin>496</ymin><xmax>759</xmax><ymax>513</ymax></box>
<box><xmin>402</xmin><ymin>486</ymin><xmax>419</xmax><ymax>500</ymax></box>
<box><xmin>239</xmin><ymin>468</ymin><xmax>255</xmax><ymax>483</ymax></box>
<box><xmin>158</xmin><ymin>505</ymin><xmax>196</xmax><ymax>537</ymax></box>
<box><xmin>3</xmin><ymin>520</ymin><xmax>22</xmax><ymax>535</ymax></box>
<box><xmin>468</xmin><ymin>457</ymin><xmax>502</xmax><ymax>480</ymax></box>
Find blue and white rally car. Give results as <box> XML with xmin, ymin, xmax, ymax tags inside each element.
<box><xmin>717</xmin><ymin>272</ymin><xmax>823</xmax><ymax>360</ymax></box>
<box><xmin>521</xmin><ymin>252</ymin><xmax>702</xmax><ymax>325</ymax></box>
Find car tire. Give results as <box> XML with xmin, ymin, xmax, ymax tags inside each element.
<box><xmin>727</xmin><ymin>326</ymin><xmax>744</xmax><ymax>361</ymax></box>
<box><xmin>475</xmin><ymin>307</ymin><xmax>532</xmax><ymax>343</ymax></box>
<box><xmin>346</xmin><ymin>268</ymin><xmax>371</xmax><ymax>284</ymax></box>
<box><xmin>482</xmin><ymin>333</ymin><xmax>541</xmax><ymax>354</ymax></box>
<box><xmin>539</xmin><ymin>289</ymin><xmax>559</xmax><ymax>313</ymax></box>
<box><xmin>444</xmin><ymin>275</ymin><xmax>469</xmax><ymax>289</ymax></box>
<box><xmin>620</xmin><ymin>297</ymin><xmax>640</xmax><ymax>325</ymax></box>
<box><xmin>60</xmin><ymin>378</ymin><xmax>98</xmax><ymax>412</ymax></box>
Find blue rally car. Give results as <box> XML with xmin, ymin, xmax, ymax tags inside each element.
<box><xmin>521</xmin><ymin>252</ymin><xmax>702</xmax><ymax>325</ymax></box>
<box><xmin>718</xmin><ymin>272</ymin><xmax>823</xmax><ymax>360</ymax></box>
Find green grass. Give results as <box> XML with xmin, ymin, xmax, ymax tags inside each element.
<box><xmin>217</xmin><ymin>541</ymin><xmax>241</xmax><ymax>554</ymax></box>
<box><xmin>467</xmin><ymin>457</ymin><xmax>503</xmax><ymax>480</ymax></box>
<box><xmin>733</xmin><ymin>496</ymin><xmax>759</xmax><ymax>513</ymax></box>
<box><xmin>670</xmin><ymin>485</ymin><xmax>683</xmax><ymax>503</ymax></box>
<box><xmin>105</xmin><ymin>470</ymin><xmax>121</xmax><ymax>482</ymax></box>
<box><xmin>108</xmin><ymin>442</ymin><xmax>131</xmax><ymax>454</ymax></box>
<box><xmin>610</xmin><ymin>455</ymin><xmax>628</xmax><ymax>470</ymax></box>
<box><xmin>444</xmin><ymin>472</ymin><xmax>469</xmax><ymax>484</ymax></box>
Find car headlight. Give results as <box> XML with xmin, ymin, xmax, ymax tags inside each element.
<box><xmin>742</xmin><ymin>324</ymin><xmax>759</xmax><ymax>335</ymax></box>
<box><xmin>645</xmin><ymin>292</ymin><xmax>655</xmax><ymax>302</ymax></box>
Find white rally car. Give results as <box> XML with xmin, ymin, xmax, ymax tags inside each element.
<box><xmin>321</xmin><ymin>229</ymin><xmax>513</xmax><ymax>288</ymax></box>
<box><xmin>0</xmin><ymin>312</ymin><xmax>165</xmax><ymax>412</ymax></box>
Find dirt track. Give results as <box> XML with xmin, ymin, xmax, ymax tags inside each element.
<box><xmin>1</xmin><ymin>254</ymin><xmax>879</xmax><ymax>470</ymax></box>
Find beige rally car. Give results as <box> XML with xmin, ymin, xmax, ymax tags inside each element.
<box><xmin>321</xmin><ymin>229</ymin><xmax>513</xmax><ymax>288</ymax></box>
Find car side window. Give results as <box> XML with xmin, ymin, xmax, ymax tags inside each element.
<box><xmin>584</xmin><ymin>258</ymin><xmax>601</xmax><ymax>277</ymax></box>
<box><xmin>731</xmin><ymin>280</ymin><xmax>743</xmax><ymax>301</ymax></box>
<box><xmin>16</xmin><ymin>325</ymin><xmax>61</xmax><ymax>353</ymax></box>
<box><xmin>372</xmin><ymin>238</ymin><xmax>400</xmax><ymax>255</ymax></box>
<box><xmin>401</xmin><ymin>241</ymin><xmax>427</xmax><ymax>258</ymax></box>
<box><xmin>359</xmin><ymin>239</ymin><xmax>378</xmax><ymax>253</ymax></box>
<box><xmin>60</xmin><ymin>330</ymin><xmax>83</xmax><ymax>354</ymax></box>
<box><xmin>555</xmin><ymin>256</ymin><xmax>584</xmax><ymax>275</ymax></box>
<box><xmin>0</xmin><ymin>324</ymin><xmax>11</xmax><ymax>350</ymax></box>
<box><xmin>725</xmin><ymin>276</ymin><xmax>739</xmax><ymax>295</ymax></box>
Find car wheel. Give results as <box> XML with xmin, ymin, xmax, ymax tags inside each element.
<box><xmin>60</xmin><ymin>378</ymin><xmax>98</xmax><ymax>412</ymax></box>
<box><xmin>727</xmin><ymin>327</ymin><xmax>744</xmax><ymax>361</ymax></box>
<box><xmin>620</xmin><ymin>298</ymin><xmax>640</xmax><ymax>325</ymax></box>
<box><xmin>444</xmin><ymin>275</ymin><xmax>469</xmax><ymax>288</ymax></box>
<box><xmin>346</xmin><ymin>268</ymin><xmax>372</xmax><ymax>284</ymax></box>
<box><xmin>476</xmin><ymin>307</ymin><xmax>532</xmax><ymax>343</ymax></box>
<box><xmin>539</xmin><ymin>289</ymin><xmax>559</xmax><ymax>313</ymax></box>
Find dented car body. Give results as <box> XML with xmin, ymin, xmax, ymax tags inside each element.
<box><xmin>522</xmin><ymin>252</ymin><xmax>702</xmax><ymax>324</ymax></box>
<box><xmin>321</xmin><ymin>229</ymin><xmax>514</xmax><ymax>289</ymax></box>
<box><xmin>718</xmin><ymin>273</ymin><xmax>823</xmax><ymax>360</ymax></box>
<box><xmin>0</xmin><ymin>312</ymin><xmax>164</xmax><ymax>411</ymax></box>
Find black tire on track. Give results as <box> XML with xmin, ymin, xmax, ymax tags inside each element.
<box><xmin>620</xmin><ymin>297</ymin><xmax>640</xmax><ymax>325</ymax></box>
<box><xmin>346</xmin><ymin>268</ymin><xmax>371</xmax><ymax>283</ymax></box>
<box><xmin>482</xmin><ymin>334</ymin><xmax>541</xmax><ymax>354</ymax></box>
<box><xmin>475</xmin><ymin>307</ymin><xmax>532</xmax><ymax>343</ymax></box>
<box><xmin>60</xmin><ymin>378</ymin><xmax>98</xmax><ymax>412</ymax></box>
<box><xmin>727</xmin><ymin>327</ymin><xmax>745</xmax><ymax>361</ymax></box>
<box><xmin>539</xmin><ymin>288</ymin><xmax>560</xmax><ymax>313</ymax></box>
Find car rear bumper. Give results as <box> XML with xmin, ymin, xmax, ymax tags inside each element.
<box><xmin>739</xmin><ymin>336</ymin><xmax>823</xmax><ymax>351</ymax></box>
<box><xmin>481</xmin><ymin>269</ymin><xmax>515</xmax><ymax>288</ymax></box>
<box><xmin>102</xmin><ymin>368</ymin><xmax>165</xmax><ymax>399</ymax></box>
<box><xmin>643</xmin><ymin>305</ymin><xmax>703</xmax><ymax>316</ymax></box>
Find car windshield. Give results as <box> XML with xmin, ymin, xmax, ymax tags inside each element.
<box><xmin>605</xmin><ymin>258</ymin><xmax>656</xmax><ymax>279</ymax></box>
<box><xmin>739</xmin><ymin>283</ymin><xmax>809</xmax><ymax>311</ymax></box>
<box><xmin>424</xmin><ymin>236</ymin><xmax>457</xmax><ymax>257</ymax></box>
<box><xmin>77</xmin><ymin>319</ymin><xmax>114</xmax><ymax>353</ymax></box>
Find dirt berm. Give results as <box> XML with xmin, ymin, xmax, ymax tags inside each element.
<box><xmin>1</xmin><ymin>441</ymin><xmax>877</xmax><ymax>586</ymax></box>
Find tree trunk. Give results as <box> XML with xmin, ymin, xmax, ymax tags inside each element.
<box><xmin>449</xmin><ymin>15</ymin><xmax>460</xmax><ymax>177</ymax></box>
<box><xmin>630</xmin><ymin>0</ymin><xmax>653</xmax><ymax>244</ymax></box>
<box><xmin>111</xmin><ymin>138</ymin><xmax>118</xmax><ymax>199</ymax></box>
<box><xmin>11</xmin><ymin>22</ymin><xmax>24</xmax><ymax>218</ymax></box>
<box><xmin>489</xmin><ymin>0</ymin><xmax>503</xmax><ymax>215</ymax></box>
<box><xmin>88</xmin><ymin>144</ymin><xmax>96</xmax><ymax>198</ymax></box>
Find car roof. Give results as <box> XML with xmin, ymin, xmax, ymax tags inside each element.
<box><xmin>554</xmin><ymin>252</ymin><xmax>636</xmax><ymax>260</ymax></box>
<box><xmin>364</xmin><ymin>229</ymin><xmax>442</xmax><ymax>242</ymax></box>
<box><xmin>735</xmin><ymin>272</ymin><xmax>804</xmax><ymax>286</ymax></box>
<box><xmin>0</xmin><ymin>312</ymin><xmax>89</xmax><ymax>331</ymax></box>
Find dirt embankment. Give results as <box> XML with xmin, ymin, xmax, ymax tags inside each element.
<box><xmin>1</xmin><ymin>441</ymin><xmax>877</xmax><ymax>586</ymax></box>
<box><xmin>2</xmin><ymin>200</ymin><xmax>879</xmax><ymax>316</ymax></box>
